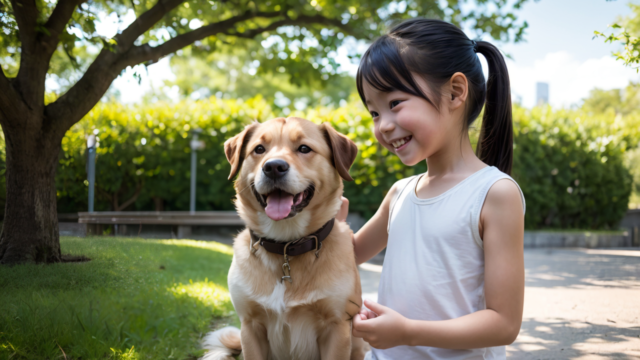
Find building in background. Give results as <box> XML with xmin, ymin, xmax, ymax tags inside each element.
<box><xmin>536</xmin><ymin>82</ymin><xmax>549</xmax><ymax>106</ymax></box>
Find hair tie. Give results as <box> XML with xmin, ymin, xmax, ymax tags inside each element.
<box><xmin>471</xmin><ymin>40</ymin><xmax>478</xmax><ymax>53</ymax></box>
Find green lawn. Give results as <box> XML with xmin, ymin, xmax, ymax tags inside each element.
<box><xmin>0</xmin><ymin>236</ymin><xmax>237</xmax><ymax>360</ymax></box>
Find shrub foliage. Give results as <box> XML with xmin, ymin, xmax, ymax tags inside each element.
<box><xmin>1</xmin><ymin>96</ymin><xmax>636</xmax><ymax>230</ymax></box>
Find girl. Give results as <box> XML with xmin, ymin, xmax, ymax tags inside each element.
<box><xmin>340</xmin><ymin>18</ymin><xmax>526</xmax><ymax>359</ymax></box>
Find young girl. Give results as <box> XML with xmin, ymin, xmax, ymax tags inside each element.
<box><xmin>340</xmin><ymin>18</ymin><xmax>526</xmax><ymax>359</ymax></box>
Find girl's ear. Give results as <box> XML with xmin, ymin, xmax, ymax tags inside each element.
<box><xmin>449</xmin><ymin>72</ymin><xmax>469</xmax><ymax>110</ymax></box>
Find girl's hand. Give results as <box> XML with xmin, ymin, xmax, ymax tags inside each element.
<box><xmin>352</xmin><ymin>299</ymin><xmax>412</xmax><ymax>349</ymax></box>
<box><xmin>336</xmin><ymin>196</ymin><xmax>349</xmax><ymax>222</ymax></box>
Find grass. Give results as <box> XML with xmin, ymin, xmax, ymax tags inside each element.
<box><xmin>0</xmin><ymin>236</ymin><xmax>237</xmax><ymax>360</ymax></box>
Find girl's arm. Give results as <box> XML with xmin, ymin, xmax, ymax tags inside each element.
<box><xmin>339</xmin><ymin>183</ymin><xmax>400</xmax><ymax>265</ymax></box>
<box><xmin>353</xmin><ymin>179</ymin><xmax>524</xmax><ymax>349</ymax></box>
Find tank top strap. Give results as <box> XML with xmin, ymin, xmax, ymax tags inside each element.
<box><xmin>387</xmin><ymin>175</ymin><xmax>420</xmax><ymax>234</ymax></box>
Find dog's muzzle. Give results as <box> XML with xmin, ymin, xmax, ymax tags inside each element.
<box><xmin>252</xmin><ymin>159</ymin><xmax>315</xmax><ymax>221</ymax></box>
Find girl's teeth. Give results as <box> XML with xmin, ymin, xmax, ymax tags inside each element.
<box><xmin>392</xmin><ymin>136</ymin><xmax>410</xmax><ymax>148</ymax></box>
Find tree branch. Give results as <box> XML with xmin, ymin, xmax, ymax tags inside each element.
<box><xmin>116</xmin><ymin>182</ymin><xmax>143</xmax><ymax>211</ymax></box>
<box><xmin>232</xmin><ymin>14</ymin><xmax>356</xmax><ymax>39</ymax></box>
<box><xmin>121</xmin><ymin>12</ymin><xmax>352</xmax><ymax>66</ymax></box>
<box><xmin>116</xmin><ymin>8</ymin><xmax>283</xmax><ymax>57</ymax></box>
<box><xmin>43</xmin><ymin>0</ymin><xmax>85</xmax><ymax>53</ymax></box>
<box><xmin>115</xmin><ymin>0</ymin><xmax>186</xmax><ymax>49</ymax></box>
<box><xmin>9</xmin><ymin>0</ymin><xmax>38</xmax><ymax>48</ymax></box>
<box><xmin>0</xmin><ymin>67</ymin><xmax>29</xmax><ymax>127</ymax></box>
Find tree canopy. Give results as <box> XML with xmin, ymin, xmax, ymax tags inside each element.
<box><xmin>1</xmin><ymin>0</ymin><xmax>531</xmax><ymax>101</ymax></box>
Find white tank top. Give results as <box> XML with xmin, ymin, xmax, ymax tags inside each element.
<box><xmin>371</xmin><ymin>166</ymin><xmax>525</xmax><ymax>360</ymax></box>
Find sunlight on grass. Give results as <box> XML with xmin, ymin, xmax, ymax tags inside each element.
<box><xmin>158</xmin><ymin>239</ymin><xmax>235</xmax><ymax>255</ymax></box>
<box><xmin>169</xmin><ymin>279</ymin><xmax>233</xmax><ymax>313</ymax></box>
<box><xmin>0</xmin><ymin>236</ymin><xmax>235</xmax><ymax>360</ymax></box>
<box><xmin>109</xmin><ymin>346</ymin><xmax>139</xmax><ymax>360</ymax></box>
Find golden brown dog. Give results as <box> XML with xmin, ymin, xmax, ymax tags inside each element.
<box><xmin>201</xmin><ymin>117</ymin><xmax>365</xmax><ymax>360</ymax></box>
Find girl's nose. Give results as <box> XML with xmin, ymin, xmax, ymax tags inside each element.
<box><xmin>379</xmin><ymin>116</ymin><xmax>395</xmax><ymax>134</ymax></box>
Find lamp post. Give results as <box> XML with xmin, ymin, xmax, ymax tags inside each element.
<box><xmin>189</xmin><ymin>129</ymin><xmax>205</xmax><ymax>214</ymax></box>
<box><xmin>87</xmin><ymin>134</ymin><xmax>96</xmax><ymax>213</ymax></box>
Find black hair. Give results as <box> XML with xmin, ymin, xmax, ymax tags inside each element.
<box><xmin>356</xmin><ymin>18</ymin><xmax>513</xmax><ymax>175</ymax></box>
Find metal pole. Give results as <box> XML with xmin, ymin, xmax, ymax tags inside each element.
<box><xmin>190</xmin><ymin>132</ymin><xmax>198</xmax><ymax>214</ymax></box>
<box><xmin>87</xmin><ymin>135</ymin><xmax>96</xmax><ymax>213</ymax></box>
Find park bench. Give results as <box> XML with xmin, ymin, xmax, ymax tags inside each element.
<box><xmin>59</xmin><ymin>211</ymin><xmax>244</xmax><ymax>238</ymax></box>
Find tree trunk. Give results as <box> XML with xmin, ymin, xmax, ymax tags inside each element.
<box><xmin>0</xmin><ymin>117</ymin><xmax>63</xmax><ymax>264</ymax></box>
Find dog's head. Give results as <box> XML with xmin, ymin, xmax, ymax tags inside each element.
<box><xmin>224</xmin><ymin>117</ymin><xmax>357</xmax><ymax>240</ymax></box>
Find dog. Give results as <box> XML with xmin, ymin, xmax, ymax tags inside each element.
<box><xmin>201</xmin><ymin>117</ymin><xmax>366</xmax><ymax>360</ymax></box>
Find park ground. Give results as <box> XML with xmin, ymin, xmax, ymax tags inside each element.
<box><xmin>359</xmin><ymin>248</ymin><xmax>640</xmax><ymax>359</ymax></box>
<box><xmin>1</xmin><ymin>237</ymin><xmax>639</xmax><ymax>359</ymax></box>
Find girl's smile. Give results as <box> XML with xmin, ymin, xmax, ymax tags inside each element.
<box><xmin>390</xmin><ymin>135</ymin><xmax>412</xmax><ymax>151</ymax></box>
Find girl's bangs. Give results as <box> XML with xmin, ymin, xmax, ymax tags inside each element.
<box><xmin>356</xmin><ymin>36</ymin><xmax>427</xmax><ymax>104</ymax></box>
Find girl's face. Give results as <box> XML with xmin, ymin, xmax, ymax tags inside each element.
<box><xmin>362</xmin><ymin>77</ymin><xmax>459</xmax><ymax>166</ymax></box>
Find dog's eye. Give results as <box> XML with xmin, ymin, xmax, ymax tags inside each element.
<box><xmin>298</xmin><ymin>145</ymin><xmax>312</xmax><ymax>154</ymax></box>
<box><xmin>254</xmin><ymin>145</ymin><xmax>265</xmax><ymax>154</ymax></box>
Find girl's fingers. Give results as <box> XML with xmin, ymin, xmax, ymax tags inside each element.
<box><xmin>352</xmin><ymin>312</ymin><xmax>372</xmax><ymax>333</ymax></box>
<box><xmin>365</xmin><ymin>310</ymin><xmax>378</xmax><ymax>319</ymax></box>
<box><xmin>363</xmin><ymin>299</ymin><xmax>386</xmax><ymax>314</ymax></box>
<box><xmin>336</xmin><ymin>197</ymin><xmax>349</xmax><ymax>222</ymax></box>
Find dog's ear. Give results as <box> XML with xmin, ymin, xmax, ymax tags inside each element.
<box><xmin>224</xmin><ymin>122</ymin><xmax>258</xmax><ymax>180</ymax></box>
<box><xmin>321</xmin><ymin>123</ymin><xmax>358</xmax><ymax>181</ymax></box>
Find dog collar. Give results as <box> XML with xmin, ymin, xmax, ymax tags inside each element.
<box><xmin>249</xmin><ymin>218</ymin><xmax>335</xmax><ymax>283</ymax></box>
<box><xmin>250</xmin><ymin>218</ymin><xmax>335</xmax><ymax>257</ymax></box>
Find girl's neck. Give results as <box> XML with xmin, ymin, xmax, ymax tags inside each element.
<box><xmin>424</xmin><ymin>132</ymin><xmax>486</xmax><ymax>178</ymax></box>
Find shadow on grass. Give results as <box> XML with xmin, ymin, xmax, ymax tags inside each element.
<box><xmin>509</xmin><ymin>317</ymin><xmax>640</xmax><ymax>359</ymax></box>
<box><xmin>0</xmin><ymin>236</ymin><xmax>238</xmax><ymax>360</ymax></box>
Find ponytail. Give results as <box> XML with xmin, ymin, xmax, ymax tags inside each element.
<box><xmin>356</xmin><ymin>19</ymin><xmax>514</xmax><ymax>174</ymax></box>
<box><xmin>475</xmin><ymin>41</ymin><xmax>513</xmax><ymax>175</ymax></box>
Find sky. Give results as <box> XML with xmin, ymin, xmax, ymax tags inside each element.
<box><xmin>106</xmin><ymin>0</ymin><xmax>639</xmax><ymax>108</ymax></box>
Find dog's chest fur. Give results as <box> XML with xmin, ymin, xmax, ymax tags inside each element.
<box><xmin>228</xmin><ymin>226</ymin><xmax>359</xmax><ymax>360</ymax></box>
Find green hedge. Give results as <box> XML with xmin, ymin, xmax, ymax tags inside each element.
<box><xmin>54</xmin><ymin>95</ymin><xmax>425</xmax><ymax>218</ymax></box>
<box><xmin>511</xmin><ymin>106</ymin><xmax>638</xmax><ymax>229</ymax></box>
<box><xmin>3</xmin><ymin>95</ymin><xmax>639</xmax><ymax>230</ymax></box>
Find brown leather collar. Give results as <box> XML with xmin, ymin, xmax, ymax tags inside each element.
<box><xmin>250</xmin><ymin>218</ymin><xmax>335</xmax><ymax>257</ymax></box>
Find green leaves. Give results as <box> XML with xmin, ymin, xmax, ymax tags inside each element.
<box><xmin>1</xmin><ymin>0</ymin><xmax>531</xmax><ymax>95</ymax></box>
<box><xmin>595</xmin><ymin>3</ymin><xmax>640</xmax><ymax>71</ymax></box>
<box><xmin>512</xmin><ymin>105</ymin><xmax>637</xmax><ymax>229</ymax></box>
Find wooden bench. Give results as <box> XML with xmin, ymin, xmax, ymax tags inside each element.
<box><xmin>76</xmin><ymin>211</ymin><xmax>244</xmax><ymax>238</ymax></box>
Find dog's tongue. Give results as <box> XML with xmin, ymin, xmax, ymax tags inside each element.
<box><xmin>265</xmin><ymin>189</ymin><xmax>294</xmax><ymax>221</ymax></box>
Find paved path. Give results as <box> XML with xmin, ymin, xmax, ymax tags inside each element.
<box><xmin>358</xmin><ymin>248</ymin><xmax>640</xmax><ymax>359</ymax></box>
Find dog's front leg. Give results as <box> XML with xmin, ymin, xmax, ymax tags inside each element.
<box><xmin>240</xmin><ymin>319</ymin><xmax>269</xmax><ymax>360</ymax></box>
<box><xmin>318</xmin><ymin>320</ymin><xmax>352</xmax><ymax>360</ymax></box>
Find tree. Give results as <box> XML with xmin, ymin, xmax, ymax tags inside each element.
<box><xmin>582</xmin><ymin>82</ymin><xmax>640</xmax><ymax>116</ymax></box>
<box><xmin>0</xmin><ymin>0</ymin><xmax>530</xmax><ymax>264</ymax></box>
<box><xmin>165</xmin><ymin>46</ymin><xmax>359</xmax><ymax>110</ymax></box>
<box><xmin>595</xmin><ymin>2</ymin><xmax>640</xmax><ymax>71</ymax></box>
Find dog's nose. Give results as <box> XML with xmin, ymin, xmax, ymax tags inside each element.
<box><xmin>263</xmin><ymin>159</ymin><xmax>289</xmax><ymax>180</ymax></box>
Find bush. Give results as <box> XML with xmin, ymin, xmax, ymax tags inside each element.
<box><xmin>1</xmin><ymin>95</ymin><xmax>638</xmax><ymax>229</ymax></box>
<box><xmin>512</xmin><ymin>106</ymin><xmax>638</xmax><ymax>229</ymax></box>
<box><xmin>54</xmin><ymin>95</ymin><xmax>425</xmax><ymax>217</ymax></box>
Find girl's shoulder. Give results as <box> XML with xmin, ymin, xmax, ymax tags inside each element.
<box><xmin>389</xmin><ymin>174</ymin><xmax>421</xmax><ymax>201</ymax></box>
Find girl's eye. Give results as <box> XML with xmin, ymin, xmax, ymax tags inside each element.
<box><xmin>370</xmin><ymin>111</ymin><xmax>379</xmax><ymax>118</ymax></box>
<box><xmin>390</xmin><ymin>100</ymin><xmax>402</xmax><ymax>109</ymax></box>
<box><xmin>254</xmin><ymin>145</ymin><xmax>266</xmax><ymax>154</ymax></box>
<box><xmin>298</xmin><ymin>145</ymin><xmax>312</xmax><ymax>154</ymax></box>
